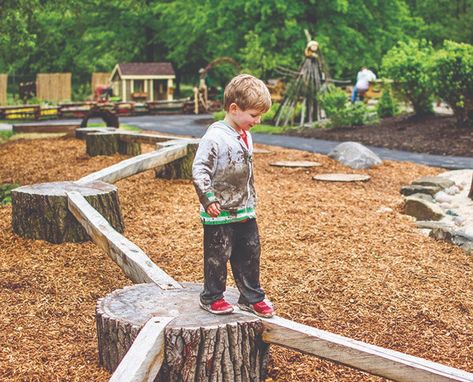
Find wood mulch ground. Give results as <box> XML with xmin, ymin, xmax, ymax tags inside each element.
<box><xmin>1</xmin><ymin>135</ymin><xmax>473</xmax><ymax>382</ymax></box>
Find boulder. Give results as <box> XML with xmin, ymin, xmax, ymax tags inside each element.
<box><xmin>328</xmin><ymin>142</ymin><xmax>382</xmax><ymax>169</ymax></box>
<box><xmin>403</xmin><ymin>196</ymin><xmax>444</xmax><ymax>221</ymax></box>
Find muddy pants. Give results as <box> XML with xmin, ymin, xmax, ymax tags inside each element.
<box><xmin>200</xmin><ymin>219</ymin><xmax>265</xmax><ymax>305</ymax></box>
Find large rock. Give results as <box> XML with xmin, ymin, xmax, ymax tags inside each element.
<box><xmin>403</xmin><ymin>196</ymin><xmax>444</xmax><ymax>221</ymax></box>
<box><xmin>328</xmin><ymin>142</ymin><xmax>382</xmax><ymax>169</ymax></box>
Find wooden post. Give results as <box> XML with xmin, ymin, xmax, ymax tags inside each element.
<box><xmin>155</xmin><ymin>143</ymin><xmax>198</xmax><ymax>180</ymax></box>
<box><xmin>96</xmin><ymin>283</ymin><xmax>269</xmax><ymax>381</ymax></box>
<box><xmin>12</xmin><ymin>181</ymin><xmax>124</xmax><ymax>243</ymax></box>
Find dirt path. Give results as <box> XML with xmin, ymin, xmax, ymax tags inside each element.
<box><xmin>1</xmin><ymin>136</ymin><xmax>472</xmax><ymax>381</ymax></box>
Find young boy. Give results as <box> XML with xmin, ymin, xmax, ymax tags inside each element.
<box><xmin>192</xmin><ymin>74</ymin><xmax>274</xmax><ymax>318</ymax></box>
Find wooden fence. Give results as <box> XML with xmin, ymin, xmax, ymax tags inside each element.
<box><xmin>36</xmin><ymin>73</ymin><xmax>71</xmax><ymax>103</ymax></box>
<box><xmin>0</xmin><ymin>74</ymin><xmax>7</xmax><ymax>105</ymax></box>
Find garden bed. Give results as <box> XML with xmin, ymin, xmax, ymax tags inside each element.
<box><xmin>1</xmin><ymin>136</ymin><xmax>472</xmax><ymax>381</ymax></box>
<box><xmin>289</xmin><ymin>113</ymin><xmax>473</xmax><ymax>157</ymax></box>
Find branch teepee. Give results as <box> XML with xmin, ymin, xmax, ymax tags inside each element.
<box><xmin>275</xmin><ymin>30</ymin><xmax>330</xmax><ymax>127</ymax></box>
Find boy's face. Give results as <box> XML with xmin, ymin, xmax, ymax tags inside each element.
<box><xmin>229</xmin><ymin>103</ymin><xmax>263</xmax><ymax>132</ymax></box>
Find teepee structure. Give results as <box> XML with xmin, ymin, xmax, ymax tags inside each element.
<box><xmin>275</xmin><ymin>31</ymin><xmax>330</xmax><ymax>127</ymax></box>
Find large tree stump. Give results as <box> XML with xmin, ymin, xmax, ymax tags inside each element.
<box><xmin>12</xmin><ymin>181</ymin><xmax>124</xmax><ymax>243</ymax></box>
<box><xmin>96</xmin><ymin>282</ymin><xmax>269</xmax><ymax>381</ymax></box>
<box><xmin>86</xmin><ymin>132</ymin><xmax>119</xmax><ymax>156</ymax></box>
<box><xmin>155</xmin><ymin>144</ymin><xmax>198</xmax><ymax>179</ymax></box>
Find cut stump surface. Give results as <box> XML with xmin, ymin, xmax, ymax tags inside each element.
<box><xmin>97</xmin><ymin>282</ymin><xmax>269</xmax><ymax>381</ymax></box>
<box><xmin>270</xmin><ymin>160</ymin><xmax>322</xmax><ymax>168</ymax></box>
<box><xmin>12</xmin><ymin>181</ymin><xmax>124</xmax><ymax>243</ymax></box>
<box><xmin>313</xmin><ymin>173</ymin><xmax>371</xmax><ymax>182</ymax></box>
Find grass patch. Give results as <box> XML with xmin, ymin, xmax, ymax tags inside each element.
<box><xmin>87</xmin><ymin>122</ymin><xmax>141</xmax><ymax>131</ymax></box>
<box><xmin>0</xmin><ymin>131</ymin><xmax>13</xmax><ymax>143</ymax></box>
<box><xmin>250</xmin><ymin>124</ymin><xmax>297</xmax><ymax>134</ymax></box>
<box><xmin>1</xmin><ymin>183</ymin><xmax>19</xmax><ymax>205</ymax></box>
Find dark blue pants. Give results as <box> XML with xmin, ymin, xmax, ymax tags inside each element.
<box><xmin>200</xmin><ymin>219</ymin><xmax>265</xmax><ymax>305</ymax></box>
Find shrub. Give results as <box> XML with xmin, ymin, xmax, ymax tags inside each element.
<box><xmin>261</xmin><ymin>102</ymin><xmax>279</xmax><ymax>123</ymax></box>
<box><xmin>213</xmin><ymin>110</ymin><xmax>225</xmax><ymax>121</ymax></box>
<box><xmin>377</xmin><ymin>83</ymin><xmax>399</xmax><ymax>118</ymax></box>
<box><xmin>381</xmin><ymin>39</ymin><xmax>434</xmax><ymax>116</ymax></box>
<box><xmin>431</xmin><ymin>40</ymin><xmax>473</xmax><ymax>127</ymax></box>
<box><xmin>318</xmin><ymin>86</ymin><xmax>370</xmax><ymax>127</ymax></box>
<box><xmin>0</xmin><ymin>184</ymin><xmax>19</xmax><ymax>205</ymax></box>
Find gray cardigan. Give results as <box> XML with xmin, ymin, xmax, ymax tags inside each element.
<box><xmin>192</xmin><ymin>121</ymin><xmax>256</xmax><ymax>224</ymax></box>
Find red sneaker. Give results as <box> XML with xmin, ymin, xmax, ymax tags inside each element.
<box><xmin>200</xmin><ymin>298</ymin><xmax>234</xmax><ymax>315</ymax></box>
<box><xmin>238</xmin><ymin>300</ymin><xmax>274</xmax><ymax>318</ymax></box>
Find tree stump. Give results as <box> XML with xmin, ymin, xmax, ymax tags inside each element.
<box><xmin>12</xmin><ymin>181</ymin><xmax>124</xmax><ymax>243</ymax></box>
<box><xmin>96</xmin><ymin>282</ymin><xmax>269</xmax><ymax>381</ymax></box>
<box><xmin>118</xmin><ymin>139</ymin><xmax>141</xmax><ymax>156</ymax></box>
<box><xmin>155</xmin><ymin>144</ymin><xmax>198</xmax><ymax>179</ymax></box>
<box><xmin>86</xmin><ymin>133</ymin><xmax>119</xmax><ymax>156</ymax></box>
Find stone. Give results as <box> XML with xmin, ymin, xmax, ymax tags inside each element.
<box><xmin>403</xmin><ymin>196</ymin><xmax>444</xmax><ymax>221</ymax></box>
<box><xmin>407</xmin><ymin>193</ymin><xmax>434</xmax><ymax>202</ymax></box>
<box><xmin>400</xmin><ymin>185</ymin><xmax>440</xmax><ymax>196</ymax></box>
<box><xmin>328</xmin><ymin>142</ymin><xmax>382</xmax><ymax>169</ymax></box>
<box><xmin>412</xmin><ymin>176</ymin><xmax>455</xmax><ymax>190</ymax></box>
<box><xmin>434</xmin><ymin>191</ymin><xmax>453</xmax><ymax>203</ymax></box>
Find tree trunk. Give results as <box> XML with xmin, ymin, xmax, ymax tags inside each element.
<box><xmin>12</xmin><ymin>181</ymin><xmax>124</xmax><ymax>243</ymax></box>
<box><xmin>86</xmin><ymin>133</ymin><xmax>119</xmax><ymax>156</ymax></box>
<box><xmin>96</xmin><ymin>283</ymin><xmax>269</xmax><ymax>382</ymax></box>
<box><xmin>155</xmin><ymin>144</ymin><xmax>197</xmax><ymax>179</ymax></box>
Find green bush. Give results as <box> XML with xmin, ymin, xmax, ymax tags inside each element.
<box><xmin>213</xmin><ymin>110</ymin><xmax>226</xmax><ymax>121</ymax></box>
<box><xmin>261</xmin><ymin>102</ymin><xmax>280</xmax><ymax>123</ymax></box>
<box><xmin>431</xmin><ymin>40</ymin><xmax>473</xmax><ymax>127</ymax></box>
<box><xmin>0</xmin><ymin>184</ymin><xmax>19</xmax><ymax>205</ymax></box>
<box><xmin>381</xmin><ymin>39</ymin><xmax>434</xmax><ymax>116</ymax></box>
<box><xmin>318</xmin><ymin>86</ymin><xmax>370</xmax><ymax>127</ymax></box>
<box><xmin>377</xmin><ymin>83</ymin><xmax>399</xmax><ymax>118</ymax></box>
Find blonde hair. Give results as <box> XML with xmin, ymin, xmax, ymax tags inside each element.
<box><xmin>223</xmin><ymin>74</ymin><xmax>272</xmax><ymax>112</ymax></box>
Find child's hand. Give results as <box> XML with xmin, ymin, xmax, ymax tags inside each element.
<box><xmin>206</xmin><ymin>202</ymin><xmax>221</xmax><ymax>217</ymax></box>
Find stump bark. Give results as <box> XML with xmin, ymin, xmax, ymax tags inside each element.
<box><xmin>86</xmin><ymin>133</ymin><xmax>119</xmax><ymax>156</ymax></box>
<box><xmin>12</xmin><ymin>181</ymin><xmax>124</xmax><ymax>243</ymax></box>
<box><xmin>155</xmin><ymin>144</ymin><xmax>198</xmax><ymax>179</ymax></box>
<box><xmin>96</xmin><ymin>282</ymin><xmax>269</xmax><ymax>381</ymax></box>
<box><xmin>118</xmin><ymin>139</ymin><xmax>141</xmax><ymax>156</ymax></box>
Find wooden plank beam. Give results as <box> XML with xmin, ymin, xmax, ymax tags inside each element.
<box><xmin>260</xmin><ymin>315</ymin><xmax>473</xmax><ymax>382</ymax></box>
<box><xmin>76</xmin><ymin>145</ymin><xmax>188</xmax><ymax>184</ymax></box>
<box><xmin>155</xmin><ymin>138</ymin><xmax>200</xmax><ymax>148</ymax></box>
<box><xmin>66</xmin><ymin>191</ymin><xmax>182</xmax><ymax>289</ymax></box>
<box><xmin>109</xmin><ymin>316</ymin><xmax>174</xmax><ymax>382</ymax></box>
<box><xmin>115</xmin><ymin>132</ymin><xmax>178</xmax><ymax>145</ymax></box>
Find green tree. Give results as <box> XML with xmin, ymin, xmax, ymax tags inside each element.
<box><xmin>382</xmin><ymin>39</ymin><xmax>434</xmax><ymax>116</ymax></box>
<box><xmin>431</xmin><ymin>40</ymin><xmax>473</xmax><ymax>127</ymax></box>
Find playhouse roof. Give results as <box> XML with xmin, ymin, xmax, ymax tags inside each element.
<box><xmin>113</xmin><ymin>62</ymin><xmax>175</xmax><ymax>78</ymax></box>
